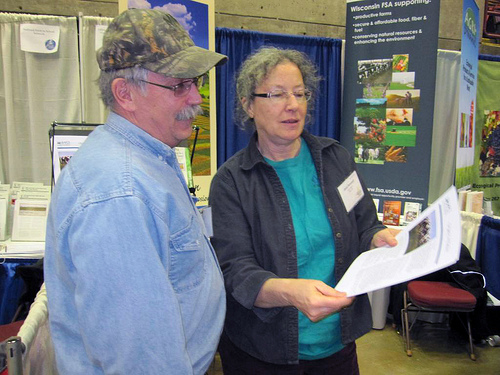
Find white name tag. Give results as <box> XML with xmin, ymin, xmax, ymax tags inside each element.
<box><xmin>338</xmin><ymin>171</ymin><xmax>364</xmax><ymax>213</ymax></box>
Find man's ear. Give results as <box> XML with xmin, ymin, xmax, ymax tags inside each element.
<box><xmin>241</xmin><ymin>97</ymin><xmax>254</xmax><ymax>119</ymax></box>
<box><xmin>111</xmin><ymin>78</ymin><xmax>136</xmax><ymax>112</ymax></box>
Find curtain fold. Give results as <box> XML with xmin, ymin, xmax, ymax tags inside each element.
<box><xmin>428</xmin><ymin>50</ymin><xmax>461</xmax><ymax>203</ymax></box>
<box><xmin>81</xmin><ymin>16</ymin><xmax>113</xmax><ymax>124</ymax></box>
<box><xmin>215</xmin><ymin>28</ymin><xmax>342</xmax><ymax>167</ymax></box>
<box><xmin>460</xmin><ymin>210</ymin><xmax>484</xmax><ymax>259</ymax></box>
<box><xmin>0</xmin><ymin>13</ymin><xmax>81</xmax><ymax>185</ymax></box>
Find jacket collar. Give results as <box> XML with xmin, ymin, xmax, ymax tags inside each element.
<box><xmin>240</xmin><ymin>130</ymin><xmax>338</xmax><ymax>171</ymax></box>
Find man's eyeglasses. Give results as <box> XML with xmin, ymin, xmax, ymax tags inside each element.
<box><xmin>251</xmin><ymin>89</ymin><xmax>312</xmax><ymax>103</ymax></box>
<box><xmin>139</xmin><ymin>74</ymin><xmax>207</xmax><ymax>97</ymax></box>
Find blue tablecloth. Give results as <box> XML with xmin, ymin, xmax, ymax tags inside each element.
<box><xmin>476</xmin><ymin>215</ymin><xmax>500</xmax><ymax>301</ymax></box>
<box><xmin>0</xmin><ymin>258</ymin><xmax>39</xmax><ymax>324</ymax></box>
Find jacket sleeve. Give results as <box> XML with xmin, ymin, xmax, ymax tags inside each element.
<box><xmin>68</xmin><ymin>197</ymin><xmax>194</xmax><ymax>374</ymax></box>
<box><xmin>210</xmin><ymin>171</ymin><xmax>281</xmax><ymax>321</ymax></box>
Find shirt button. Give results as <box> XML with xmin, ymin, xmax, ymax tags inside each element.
<box><xmin>338</xmin><ymin>258</ymin><xmax>344</xmax><ymax>264</ymax></box>
<box><xmin>336</xmin><ymin>232</ymin><xmax>342</xmax><ymax>239</ymax></box>
<box><xmin>328</xmin><ymin>207</ymin><xmax>334</xmax><ymax>213</ymax></box>
<box><xmin>158</xmin><ymin>155</ymin><xmax>164</xmax><ymax>161</ymax></box>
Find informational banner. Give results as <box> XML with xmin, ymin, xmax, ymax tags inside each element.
<box><xmin>341</xmin><ymin>0</ymin><xmax>440</xmax><ymax>223</ymax></box>
<box><xmin>120</xmin><ymin>0</ymin><xmax>217</xmax><ymax>206</ymax></box>
<box><xmin>455</xmin><ymin>0</ymin><xmax>480</xmax><ymax>189</ymax></box>
<box><xmin>471</xmin><ymin>57</ymin><xmax>500</xmax><ymax>216</ymax></box>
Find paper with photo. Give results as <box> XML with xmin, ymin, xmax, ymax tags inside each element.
<box><xmin>11</xmin><ymin>199</ymin><xmax>50</xmax><ymax>242</ymax></box>
<box><xmin>336</xmin><ymin>186</ymin><xmax>461</xmax><ymax>297</ymax></box>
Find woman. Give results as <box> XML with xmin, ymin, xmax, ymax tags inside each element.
<box><xmin>209</xmin><ymin>47</ymin><xmax>397</xmax><ymax>374</ymax></box>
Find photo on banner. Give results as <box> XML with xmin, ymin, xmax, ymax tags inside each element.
<box><xmin>455</xmin><ymin>0</ymin><xmax>480</xmax><ymax>189</ymax></box>
<box><xmin>120</xmin><ymin>0</ymin><xmax>218</xmax><ymax>206</ymax></box>
<box><xmin>342</xmin><ymin>0</ymin><xmax>440</xmax><ymax>220</ymax></box>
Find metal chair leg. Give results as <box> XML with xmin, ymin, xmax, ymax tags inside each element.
<box><xmin>466</xmin><ymin>314</ymin><xmax>476</xmax><ymax>361</ymax></box>
<box><xmin>403</xmin><ymin>290</ymin><xmax>412</xmax><ymax>356</ymax></box>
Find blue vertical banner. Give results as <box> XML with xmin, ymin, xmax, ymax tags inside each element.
<box><xmin>341</xmin><ymin>0</ymin><xmax>440</xmax><ymax>222</ymax></box>
<box><xmin>455</xmin><ymin>0</ymin><xmax>480</xmax><ymax>189</ymax></box>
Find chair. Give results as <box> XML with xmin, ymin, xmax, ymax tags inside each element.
<box><xmin>0</xmin><ymin>283</ymin><xmax>58</xmax><ymax>375</ymax></box>
<box><xmin>401</xmin><ymin>280</ymin><xmax>477</xmax><ymax>361</ymax></box>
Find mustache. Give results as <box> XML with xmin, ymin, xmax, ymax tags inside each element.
<box><xmin>176</xmin><ymin>105</ymin><xmax>203</xmax><ymax>121</ymax></box>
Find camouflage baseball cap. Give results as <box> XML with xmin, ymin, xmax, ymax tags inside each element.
<box><xmin>97</xmin><ymin>8</ymin><xmax>227</xmax><ymax>78</ymax></box>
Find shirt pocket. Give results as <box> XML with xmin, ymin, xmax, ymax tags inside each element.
<box><xmin>169</xmin><ymin>215</ymin><xmax>207</xmax><ymax>293</ymax></box>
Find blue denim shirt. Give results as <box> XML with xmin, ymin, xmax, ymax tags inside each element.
<box><xmin>210</xmin><ymin>131</ymin><xmax>385</xmax><ymax>365</ymax></box>
<box><xmin>44</xmin><ymin>112</ymin><xmax>225</xmax><ymax>375</ymax></box>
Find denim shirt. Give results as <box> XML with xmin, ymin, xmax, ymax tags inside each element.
<box><xmin>209</xmin><ymin>131</ymin><xmax>385</xmax><ymax>365</ymax></box>
<box><xmin>44</xmin><ymin>112</ymin><xmax>225</xmax><ymax>375</ymax></box>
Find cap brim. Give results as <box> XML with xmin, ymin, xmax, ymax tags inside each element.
<box><xmin>144</xmin><ymin>46</ymin><xmax>228</xmax><ymax>78</ymax></box>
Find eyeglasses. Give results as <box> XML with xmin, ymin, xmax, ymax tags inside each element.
<box><xmin>251</xmin><ymin>89</ymin><xmax>312</xmax><ymax>103</ymax></box>
<box><xmin>139</xmin><ymin>74</ymin><xmax>207</xmax><ymax>97</ymax></box>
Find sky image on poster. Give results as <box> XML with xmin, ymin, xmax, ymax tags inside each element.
<box><xmin>128</xmin><ymin>0</ymin><xmax>213</xmax><ymax>176</ymax></box>
<box><xmin>128</xmin><ymin>0</ymin><xmax>208</xmax><ymax>48</ymax></box>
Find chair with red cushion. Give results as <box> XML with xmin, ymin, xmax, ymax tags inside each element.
<box><xmin>401</xmin><ymin>280</ymin><xmax>477</xmax><ymax>360</ymax></box>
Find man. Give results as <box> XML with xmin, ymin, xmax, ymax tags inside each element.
<box><xmin>44</xmin><ymin>9</ymin><xmax>227</xmax><ymax>374</ymax></box>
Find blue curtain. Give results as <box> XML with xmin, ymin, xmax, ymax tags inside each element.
<box><xmin>0</xmin><ymin>259</ymin><xmax>38</xmax><ymax>324</ymax></box>
<box><xmin>476</xmin><ymin>215</ymin><xmax>500</xmax><ymax>300</ymax></box>
<box><xmin>479</xmin><ymin>53</ymin><xmax>500</xmax><ymax>62</ymax></box>
<box><xmin>215</xmin><ymin>28</ymin><xmax>343</xmax><ymax>167</ymax></box>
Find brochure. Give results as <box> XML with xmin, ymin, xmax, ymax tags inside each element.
<box><xmin>11</xmin><ymin>199</ymin><xmax>50</xmax><ymax>242</ymax></box>
<box><xmin>336</xmin><ymin>186</ymin><xmax>461</xmax><ymax>297</ymax></box>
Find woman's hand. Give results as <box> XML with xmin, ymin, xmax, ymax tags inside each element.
<box><xmin>370</xmin><ymin>227</ymin><xmax>400</xmax><ymax>249</ymax></box>
<box><xmin>255</xmin><ymin>278</ymin><xmax>354</xmax><ymax>322</ymax></box>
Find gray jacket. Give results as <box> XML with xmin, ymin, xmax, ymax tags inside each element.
<box><xmin>210</xmin><ymin>131</ymin><xmax>385</xmax><ymax>365</ymax></box>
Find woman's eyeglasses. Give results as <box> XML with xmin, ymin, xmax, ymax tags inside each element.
<box><xmin>139</xmin><ymin>74</ymin><xmax>207</xmax><ymax>97</ymax></box>
<box><xmin>251</xmin><ymin>89</ymin><xmax>312</xmax><ymax>103</ymax></box>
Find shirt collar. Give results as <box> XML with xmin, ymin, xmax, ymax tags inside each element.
<box><xmin>106</xmin><ymin>111</ymin><xmax>176</xmax><ymax>161</ymax></box>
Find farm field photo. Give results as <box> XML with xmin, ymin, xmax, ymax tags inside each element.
<box><xmin>386</xmin><ymin>89</ymin><xmax>420</xmax><ymax>110</ymax></box>
<box><xmin>385</xmin><ymin>126</ymin><xmax>416</xmax><ymax>147</ymax></box>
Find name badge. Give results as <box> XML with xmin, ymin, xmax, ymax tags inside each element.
<box><xmin>338</xmin><ymin>171</ymin><xmax>364</xmax><ymax>213</ymax></box>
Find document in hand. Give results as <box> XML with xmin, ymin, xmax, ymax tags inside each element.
<box><xmin>336</xmin><ymin>186</ymin><xmax>461</xmax><ymax>297</ymax></box>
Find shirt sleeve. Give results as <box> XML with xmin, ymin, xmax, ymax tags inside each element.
<box><xmin>68</xmin><ymin>196</ymin><xmax>194</xmax><ymax>374</ymax></box>
<box><xmin>210</xmin><ymin>172</ymin><xmax>281</xmax><ymax>321</ymax></box>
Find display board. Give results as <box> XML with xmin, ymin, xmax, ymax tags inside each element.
<box><xmin>49</xmin><ymin>122</ymin><xmax>100</xmax><ymax>187</ymax></box>
<box><xmin>341</xmin><ymin>0</ymin><xmax>440</xmax><ymax>221</ymax></box>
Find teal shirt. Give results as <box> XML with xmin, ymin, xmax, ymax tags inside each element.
<box><xmin>266</xmin><ymin>140</ymin><xmax>344</xmax><ymax>360</ymax></box>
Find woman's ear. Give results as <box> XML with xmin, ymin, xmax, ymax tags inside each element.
<box><xmin>241</xmin><ymin>97</ymin><xmax>254</xmax><ymax>119</ymax></box>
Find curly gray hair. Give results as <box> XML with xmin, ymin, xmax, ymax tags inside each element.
<box><xmin>98</xmin><ymin>66</ymin><xmax>150</xmax><ymax>108</ymax></box>
<box><xmin>235</xmin><ymin>47</ymin><xmax>321</xmax><ymax>131</ymax></box>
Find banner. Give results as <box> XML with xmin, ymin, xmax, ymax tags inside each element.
<box><xmin>472</xmin><ymin>58</ymin><xmax>500</xmax><ymax>215</ymax></box>
<box><xmin>341</xmin><ymin>0</ymin><xmax>440</xmax><ymax>223</ymax></box>
<box><xmin>455</xmin><ymin>0</ymin><xmax>480</xmax><ymax>189</ymax></box>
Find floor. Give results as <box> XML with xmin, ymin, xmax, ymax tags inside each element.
<box><xmin>207</xmin><ymin>321</ymin><xmax>500</xmax><ymax>374</ymax></box>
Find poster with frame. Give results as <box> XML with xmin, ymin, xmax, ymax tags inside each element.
<box><xmin>49</xmin><ymin>122</ymin><xmax>101</xmax><ymax>187</ymax></box>
<box><xmin>119</xmin><ymin>0</ymin><xmax>218</xmax><ymax>206</ymax></box>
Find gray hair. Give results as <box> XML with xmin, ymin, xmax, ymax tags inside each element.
<box><xmin>235</xmin><ymin>47</ymin><xmax>321</xmax><ymax>131</ymax></box>
<box><xmin>98</xmin><ymin>66</ymin><xmax>150</xmax><ymax>108</ymax></box>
